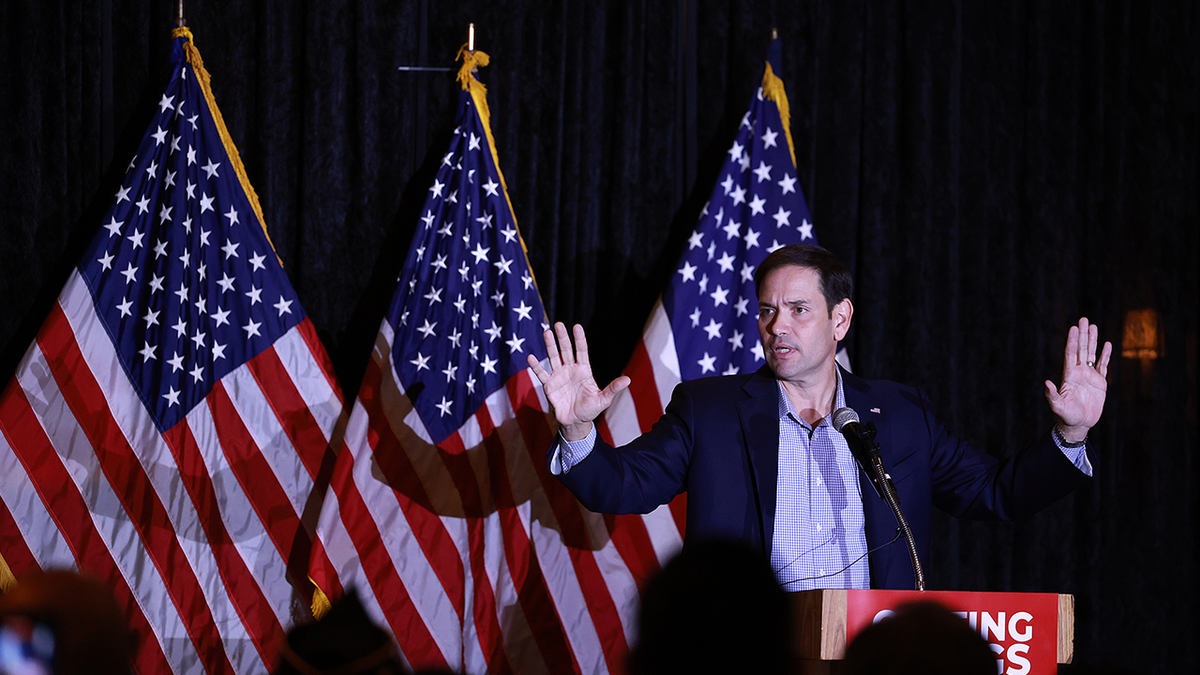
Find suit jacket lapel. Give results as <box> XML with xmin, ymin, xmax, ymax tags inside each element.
<box><xmin>738</xmin><ymin>366</ymin><xmax>781</xmax><ymax>559</ymax></box>
<box><xmin>842</xmin><ymin>367</ymin><xmax>908</xmax><ymax>588</ymax></box>
<box><xmin>844</xmin><ymin>365</ymin><xmax>916</xmax><ymax>586</ymax></box>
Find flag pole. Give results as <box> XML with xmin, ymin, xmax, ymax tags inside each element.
<box><xmin>771</xmin><ymin>26</ymin><xmax>777</xmax><ymax>40</ymax></box>
<box><xmin>176</xmin><ymin>0</ymin><xmax>185</xmax><ymax>27</ymax></box>
<box><xmin>468</xmin><ymin>22</ymin><xmax>475</xmax><ymax>52</ymax></box>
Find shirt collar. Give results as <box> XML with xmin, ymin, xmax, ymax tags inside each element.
<box><xmin>776</xmin><ymin>367</ymin><xmax>848</xmax><ymax>428</ymax></box>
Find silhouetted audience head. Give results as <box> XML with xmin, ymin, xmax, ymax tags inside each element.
<box><xmin>275</xmin><ymin>592</ymin><xmax>407</xmax><ymax>675</ymax></box>
<box><xmin>628</xmin><ymin>538</ymin><xmax>790</xmax><ymax>675</ymax></box>
<box><xmin>0</xmin><ymin>569</ymin><xmax>135</xmax><ymax>675</ymax></box>
<box><xmin>844</xmin><ymin>601</ymin><xmax>995</xmax><ymax>675</ymax></box>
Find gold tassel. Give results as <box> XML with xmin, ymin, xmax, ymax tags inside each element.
<box><xmin>761</xmin><ymin>62</ymin><xmax>798</xmax><ymax>171</ymax></box>
<box><xmin>0</xmin><ymin>550</ymin><xmax>17</xmax><ymax>593</ymax></box>
<box><xmin>310</xmin><ymin>581</ymin><xmax>332</xmax><ymax>619</ymax></box>
<box><xmin>455</xmin><ymin>45</ymin><xmax>508</xmax><ymax>203</ymax></box>
<box><xmin>171</xmin><ymin>27</ymin><xmax>280</xmax><ymax>263</ymax></box>
<box><xmin>452</xmin><ymin>45</ymin><xmax>540</xmax><ymax>282</ymax></box>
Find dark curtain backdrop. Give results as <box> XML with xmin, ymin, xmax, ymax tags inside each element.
<box><xmin>1</xmin><ymin>1</ymin><xmax>1196</xmax><ymax>673</ymax></box>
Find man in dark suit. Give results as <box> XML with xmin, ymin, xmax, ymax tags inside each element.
<box><xmin>526</xmin><ymin>244</ymin><xmax>1111</xmax><ymax>589</ymax></box>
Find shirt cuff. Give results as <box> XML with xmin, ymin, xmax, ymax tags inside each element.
<box><xmin>549</xmin><ymin>425</ymin><xmax>597</xmax><ymax>476</ymax></box>
<box><xmin>1052</xmin><ymin>429</ymin><xmax>1094</xmax><ymax>477</ymax></box>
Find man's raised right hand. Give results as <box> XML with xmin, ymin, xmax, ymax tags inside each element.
<box><xmin>526</xmin><ymin>322</ymin><xmax>631</xmax><ymax>441</ymax></box>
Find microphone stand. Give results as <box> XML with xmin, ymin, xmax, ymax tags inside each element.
<box><xmin>857</xmin><ymin>422</ymin><xmax>925</xmax><ymax>591</ymax></box>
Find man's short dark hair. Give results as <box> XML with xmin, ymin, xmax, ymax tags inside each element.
<box><xmin>753</xmin><ymin>243</ymin><xmax>853</xmax><ymax>316</ymax></box>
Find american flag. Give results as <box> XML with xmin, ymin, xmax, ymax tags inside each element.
<box><xmin>596</xmin><ymin>43</ymin><xmax>824</xmax><ymax>554</ymax></box>
<box><xmin>309</xmin><ymin>49</ymin><xmax>643</xmax><ymax>674</ymax></box>
<box><xmin>0</xmin><ymin>29</ymin><xmax>343</xmax><ymax>675</ymax></box>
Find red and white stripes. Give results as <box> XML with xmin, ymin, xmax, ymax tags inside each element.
<box><xmin>1</xmin><ymin>273</ymin><xmax>693</xmax><ymax>675</ymax></box>
<box><xmin>0</xmin><ymin>270</ymin><xmax>343</xmax><ymax>675</ymax></box>
<box><xmin>597</xmin><ymin>300</ymin><xmax>687</xmax><ymax>567</ymax></box>
<box><xmin>311</xmin><ymin>319</ymin><xmax>653</xmax><ymax>674</ymax></box>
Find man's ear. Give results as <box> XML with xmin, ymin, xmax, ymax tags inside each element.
<box><xmin>832</xmin><ymin>299</ymin><xmax>853</xmax><ymax>341</ymax></box>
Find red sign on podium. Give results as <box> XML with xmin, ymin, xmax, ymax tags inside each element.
<box><xmin>845</xmin><ymin>590</ymin><xmax>1060</xmax><ymax>674</ymax></box>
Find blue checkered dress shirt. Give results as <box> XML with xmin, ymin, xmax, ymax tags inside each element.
<box><xmin>771</xmin><ymin>372</ymin><xmax>871</xmax><ymax>589</ymax></box>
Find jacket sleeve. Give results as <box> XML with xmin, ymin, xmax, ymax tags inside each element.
<box><xmin>552</xmin><ymin>383</ymin><xmax>698</xmax><ymax>515</ymax></box>
<box><xmin>918</xmin><ymin>388</ymin><xmax>1093</xmax><ymax>521</ymax></box>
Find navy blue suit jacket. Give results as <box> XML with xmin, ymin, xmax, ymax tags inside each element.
<box><xmin>556</xmin><ymin>365</ymin><xmax>1091</xmax><ymax>589</ymax></box>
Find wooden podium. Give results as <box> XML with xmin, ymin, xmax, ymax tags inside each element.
<box><xmin>792</xmin><ymin>589</ymin><xmax>1075</xmax><ymax>674</ymax></box>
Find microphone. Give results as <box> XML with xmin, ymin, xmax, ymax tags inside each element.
<box><xmin>832</xmin><ymin>407</ymin><xmax>881</xmax><ymax>462</ymax></box>
<box><xmin>832</xmin><ymin>406</ymin><xmax>925</xmax><ymax>590</ymax></box>
<box><xmin>832</xmin><ymin>407</ymin><xmax>886</xmax><ymax>498</ymax></box>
